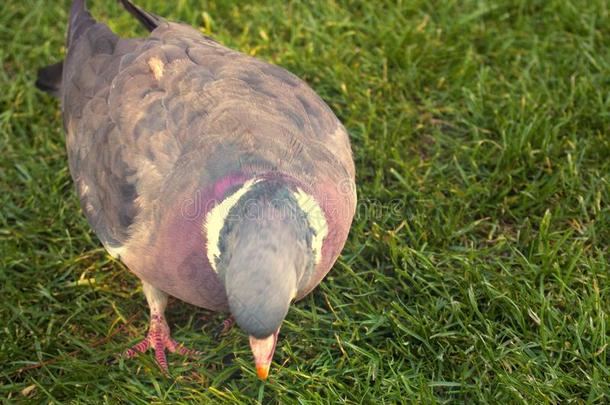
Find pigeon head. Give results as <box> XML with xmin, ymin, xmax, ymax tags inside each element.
<box><xmin>205</xmin><ymin>177</ymin><xmax>324</xmax><ymax>378</ymax></box>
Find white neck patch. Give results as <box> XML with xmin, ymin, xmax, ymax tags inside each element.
<box><xmin>293</xmin><ymin>188</ymin><xmax>328</xmax><ymax>265</ymax></box>
<box><xmin>204</xmin><ymin>178</ymin><xmax>260</xmax><ymax>272</ymax></box>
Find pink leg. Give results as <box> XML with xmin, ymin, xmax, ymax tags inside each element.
<box><xmin>123</xmin><ymin>282</ymin><xmax>200</xmax><ymax>372</ymax></box>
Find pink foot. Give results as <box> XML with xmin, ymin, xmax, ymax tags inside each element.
<box><xmin>214</xmin><ymin>316</ymin><xmax>235</xmax><ymax>339</ymax></box>
<box><xmin>123</xmin><ymin>314</ymin><xmax>201</xmax><ymax>372</ymax></box>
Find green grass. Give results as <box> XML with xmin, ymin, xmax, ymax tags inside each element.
<box><xmin>1</xmin><ymin>0</ymin><xmax>609</xmax><ymax>403</ymax></box>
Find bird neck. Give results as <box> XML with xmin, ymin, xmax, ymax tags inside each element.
<box><xmin>212</xmin><ymin>178</ymin><xmax>316</xmax><ymax>337</ymax></box>
<box><xmin>205</xmin><ymin>176</ymin><xmax>318</xmax><ymax>281</ymax></box>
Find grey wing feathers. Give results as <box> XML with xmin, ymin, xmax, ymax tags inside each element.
<box><xmin>67</xmin><ymin>0</ymin><xmax>95</xmax><ymax>48</ymax></box>
<box><xmin>35</xmin><ymin>0</ymin><xmax>93</xmax><ymax>97</ymax></box>
<box><xmin>62</xmin><ymin>6</ymin><xmax>144</xmax><ymax>249</ymax></box>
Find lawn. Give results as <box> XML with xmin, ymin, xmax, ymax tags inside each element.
<box><xmin>1</xmin><ymin>0</ymin><xmax>609</xmax><ymax>403</ymax></box>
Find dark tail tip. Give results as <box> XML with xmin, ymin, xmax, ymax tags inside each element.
<box><xmin>118</xmin><ymin>0</ymin><xmax>163</xmax><ymax>32</ymax></box>
<box><xmin>35</xmin><ymin>61</ymin><xmax>63</xmax><ymax>97</ymax></box>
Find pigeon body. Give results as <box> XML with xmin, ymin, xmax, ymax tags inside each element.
<box><xmin>39</xmin><ymin>0</ymin><xmax>356</xmax><ymax>377</ymax></box>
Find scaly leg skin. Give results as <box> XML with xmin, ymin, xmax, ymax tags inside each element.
<box><xmin>123</xmin><ymin>281</ymin><xmax>201</xmax><ymax>372</ymax></box>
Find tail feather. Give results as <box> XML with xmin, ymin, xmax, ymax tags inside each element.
<box><xmin>118</xmin><ymin>0</ymin><xmax>164</xmax><ymax>32</ymax></box>
<box><xmin>36</xmin><ymin>0</ymin><xmax>162</xmax><ymax>96</ymax></box>
<box><xmin>37</xmin><ymin>0</ymin><xmax>94</xmax><ymax>97</ymax></box>
<box><xmin>35</xmin><ymin>61</ymin><xmax>63</xmax><ymax>97</ymax></box>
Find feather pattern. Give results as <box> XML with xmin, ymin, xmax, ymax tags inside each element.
<box><xmin>60</xmin><ymin>1</ymin><xmax>356</xmax><ymax>310</ymax></box>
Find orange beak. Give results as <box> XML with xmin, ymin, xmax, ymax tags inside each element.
<box><xmin>256</xmin><ymin>363</ymin><xmax>270</xmax><ymax>380</ymax></box>
<box><xmin>248</xmin><ymin>329</ymin><xmax>280</xmax><ymax>380</ymax></box>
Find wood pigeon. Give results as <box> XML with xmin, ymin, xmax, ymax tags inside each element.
<box><xmin>37</xmin><ymin>0</ymin><xmax>356</xmax><ymax>379</ymax></box>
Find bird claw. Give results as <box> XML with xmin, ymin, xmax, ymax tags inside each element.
<box><xmin>213</xmin><ymin>316</ymin><xmax>235</xmax><ymax>340</ymax></box>
<box><xmin>123</xmin><ymin>314</ymin><xmax>201</xmax><ymax>372</ymax></box>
